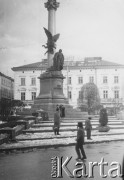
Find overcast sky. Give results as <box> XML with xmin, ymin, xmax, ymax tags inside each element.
<box><xmin>0</xmin><ymin>0</ymin><xmax>124</xmax><ymax>77</ymax></box>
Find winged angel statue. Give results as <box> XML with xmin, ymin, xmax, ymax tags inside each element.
<box><xmin>42</xmin><ymin>27</ymin><xmax>60</xmax><ymax>54</ymax></box>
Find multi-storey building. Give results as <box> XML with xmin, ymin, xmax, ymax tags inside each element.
<box><xmin>0</xmin><ymin>72</ymin><xmax>14</xmax><ymax>115</ymax></box>
<box><xmin>12</xmin><ymin>57</ymin><xmax>124</xmax><ymax>109</ymax></box>
<box><xmin>0</xmin><ymin>72</ymin><xmax>14</xmax><ymax>101</ymax></box>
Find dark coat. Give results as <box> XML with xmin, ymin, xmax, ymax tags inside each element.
<box><xmin>77</xmin><ymin>128</ymin><xmax>85</xmax><ymax>145</ymax></box>
<box><xmin>85</xmin><ymin>119</ymin><xmax>92</xmax><ymax>130</ymax></box>
<box><xmin>54</xmin><ymin>111</ymin><xmax>60</xmax><ymax>128</ymax></box>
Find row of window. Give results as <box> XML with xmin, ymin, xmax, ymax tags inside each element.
<box><xmin>20</xmin><ymin>76</ymin><xmax>119</xmax><ymax>86</ymax></box>
<box><xmin>68</xmin><ymin>76</ymin><xmax>119</xmax><ymax>85</ymax></box>
<box><xmin>103</xmin><ymin>90</ymin><xmax>119</xmax><ymax>99</ymax></box>
<box><xmin>1</xmin><ymin>87</ymin><xmax>13</xmax><ymax>98</ymax></box>
<box><xmin>21</xmin><ymin>77</ymin><xmax>36</xmax><ymax>86</ymax></box>
<box><xmin>21</xmin><ymin>92</ymin><xmax>36</xmax><ymax>101</ymax></box>
<box><xmin>68</xmin><ymin>76</ymin><xmax>94</xmax><ymax>84</ymax></box>
<box><xmin>1</xmin><ymin>78</ymin><xmax>13</xmax><ymax>87</ymax></box>
<box><xmin>103</xmin><ymin>76</ymin><xmax>118</xmax><ymax>84</ymax></box>
<box><xmin>68</xmin><ymin>90</ymin><xmax>120</xmax><ymax>100</ymax></box>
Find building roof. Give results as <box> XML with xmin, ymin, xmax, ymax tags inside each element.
<box><xmin>12</xmin><ymin>57</ymin><xmax>124</xmax><ymax>71</ymax></box>
<box><xmin>0</xmin><ymin>72</ymin><xmax>14</xmax><ymax>81</ymax></box>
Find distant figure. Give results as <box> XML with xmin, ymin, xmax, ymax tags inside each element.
<box><xmin>59</xmin><ymin>105</ymin><xmax>65</xmax><ymax>118</ymax></box>
<box><xmin>56</xmin><ymin>104</ymin><xmax>59</xmax><ymax>111</ymax></box>
<box><xmin>53</xmin><ymin>49</ymin><xmax>64</xmax><ymax>71</ymax></box>
<box><xmin>35</xmin><ymin>112</ymin><xmax>43</xmax><ymax>123</ymax></box>
<box><xmin>85</xmin><ymin>117</ymin><xmax>92</xmax><ymax>140</ymax></box>
<box><xmin>75</xmin><ymin>122</ymin><xmax>87</xmax><ymax>161</ymax></box>
<box><xmin>53</xmin><ymin>108</ymin><xmax>60</xmax><ymax>135</ymax></box>
<box><xmin>59</xmin><ymin>104</ymin><xmax>62</xmax><ymax>118</ymax></box>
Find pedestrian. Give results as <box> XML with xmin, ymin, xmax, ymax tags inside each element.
<box><xmin>56</xmin><ymin>104</ymin><xmax>60</xmax><ymax>111</ymax></box>
<box><xmin>35</xmin><ymin>112</ymin><xmax>42</xmax><ymax>123</ymax></box>
<box><xmin>61</xmin><ymin>105</ymin><xmax>65</xmax><ymax>118</ymax></box>
<box><xmin>59</xmin><ymin>104</ymin><xmax>62</xmax><ymax>118</ymax></box>
<box><xmin>85</xmin><ymin>117</ymin><xmax>92</xmax><ymax>140</ymax></box>
<box><xmin>75</xmin><ymin>122</ymin><xmax>87</xmax><ymax>161</ymax></box>
<box><xmin>53</xmin><ymin>107</ymin><xmax>60</xmax><ymax>135</ymax></box>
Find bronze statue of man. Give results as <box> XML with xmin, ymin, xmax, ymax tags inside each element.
<box><xmin>53</xmin><ymin>49</ymin><xmax>64</xmax><ymax>71</ymax></box>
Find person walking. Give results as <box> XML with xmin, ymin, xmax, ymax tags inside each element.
<box><xmin>59</xmin><ymin>104</ymin><xmax>65</xmax><ymax>118</ymax></box>
<box><xmin>75</xmin><ymin>122</ymin><xmax>87</xmax><ymax>161</ymax></box>
<box><xmin>85</xmin><ymin>117</ymin><xmax>92</xmax><ymax>140</ymax></box>
<box><xmin>61</xmin><ymin>105</ymin><xmax>65</xmax><ymax>118</ymax></box>
<box><xmin>53</xmin><ymin>107</ymin><xmax>60</xmax><ymax>135</ymax></box>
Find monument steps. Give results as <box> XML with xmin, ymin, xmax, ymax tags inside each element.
<box><xmin>23</xmin><ymin>125</ymin><xmax>124</xmax><ymax>133</ymax></box>
<box><xmin>0</xmin><ymin>116</ymin><xmax>124</xmax><ymax>151</ymax></box>
<box><xmin>1</xmin><ymin>133</ymin><xmax>124</xmax><ymax>152</ymax></box>
<box><xmin>16</xmin><ymin>129</ymin><xmax>124</xmax><ymax>141</ymax></box>
<box><xmin>31</xmin><ymin>121</ymin><xmax>123</xmax><ymax>128</ymax></box>
<box><xmin>22</xmin><ymin>116</ymin><xmax>124</xmax><ymax>134</ymax></box>
<box><xmin>48</xmin><ymin>116</ymin><xmax>119</xmax><ymax>121</ymax></box>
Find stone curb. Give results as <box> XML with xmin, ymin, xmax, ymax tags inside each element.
<box><xmin>17</xmin><ymin>132</ymin><xmax>124</xmax><ymax>141</ymax></box>
<box><xmin>0</xmin><ymin>138</ymin><xmax>124</xmax><ymax>153</ymax></box>
<box><xmin>23</xmin><ymin>126</ymin><xmax>124</xmax><ymax>133</ymax></box>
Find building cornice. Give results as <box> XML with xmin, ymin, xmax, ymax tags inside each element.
<box><xmin>11</xmin><ymin>59</ymin><xmax>124</xmax><ymax>72</ymax></box>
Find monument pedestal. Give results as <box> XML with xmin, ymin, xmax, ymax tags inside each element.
<box><xmin>32</xmin><ymin>70</ymin><xmax>84</xmax><ymax>118</ymax></box>
<box><xmin>38</xmin><ymin>70</ymin><xmax>65</xmax><ymax>99</ymax></box>
<box><xmin>32</xmin><ymin>70</ymin><xmax>66</xmax><ymax>117</ymax></box>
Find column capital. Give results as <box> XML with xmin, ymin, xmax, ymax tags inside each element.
<box><xmin>45</xmin><ymin>0</ymin><xmax>59</xmax><ymax>11</ymax></box>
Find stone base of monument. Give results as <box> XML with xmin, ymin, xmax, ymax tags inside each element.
<box><xmin>32</xmin><ymin>70</ymin><xmax>84</xmax><ymax>118</ymax></box>
<box><xmin>97</xmin><ymin>125</ymin><xmax>110</xmax><ymax>132</ymax></box>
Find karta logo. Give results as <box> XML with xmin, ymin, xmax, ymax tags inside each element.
<box><xmin>51</xmin><ymin>156</ymin><xmax>123</xmax><ymax>178</ymax></box>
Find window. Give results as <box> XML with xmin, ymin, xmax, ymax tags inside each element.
<box><xmin>68</xmin><ymin>91</ymin><xmax>72</xmax><ymax>99</ymax></box>
<box><xmin>79</xmin><ymin>91</ymin><xmax>82</xmax><ymax>99</ymax></box>
<box><xmin>21</xmin><ymin>92</ymin><xmax>25</xmax><ymax>101</ymax></box>
<box><xmin>78</xmin><ymin>77</ymin><xmax>83</xmax><ymax>84</ymax></box>
<box><xmin>103</xmin><ymin>90</ymin><xmax>108</xmax><ymax>99</ymax></box>
<box><xmin>114</xmin><ymin>90</ymin><xmax>119</xmax><ymax>99</ymax></box>
<box><xmin>103</xmin><ymin>76</ymin><xmax>107</xmax><ymax>84</ymax></box>
<box><xmin>32</xmin><ymin>92</ymin><xmax>36</xmax><ymax>100</ymax></box>
<box><xmin>114</xmin><ymin>76</ymin><xmax>119</xmax><ymax>84</ymax></box>
<box><xmin>31</xmin><ymin>77</ymin><xmax>36</xmax><ymax>86</ymax></box>
<box><xmin>1</xmin><ymin>78</ymin><xmax>3</xmax><ymax>85</ymax></box>
<box><xmin>89</xmin><ymin>76</ymin><xmax>94</xmax><ymax>83</ymax></box>
<box><xmin>68</xmin><ymin>77</ymin><xmax>71</xmax><ymax>85</ymax></box>
<box><xmin>21</xmin><ymin>78</ymin><xmax>25</xmax><ymax>86</ymax></box>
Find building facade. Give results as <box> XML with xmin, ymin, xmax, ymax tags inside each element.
<box><xmin>0</xmin><ymin>72</ymin><xmax>14</xmax><ymax>115</ymax></box>
<box><xmin>12</xmin><ymin>57</ymin><xmax>124</xmax><ymax>109</ymax></box>
<box><xmin>0</xmin><ymin>72</ymin><xmax>14</xmax><ymax>101</ymax></box>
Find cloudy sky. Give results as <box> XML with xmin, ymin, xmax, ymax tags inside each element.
<box><xmin>0</xmin><ymin>0</ymin><xmax>124</xmax><ymax>77</ymax></box>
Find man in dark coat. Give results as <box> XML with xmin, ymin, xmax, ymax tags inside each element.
<box><xmin>53</xmin><ymin>108</ymin><xmax>60</xmax><ymax>135</ymax></box>
<box><xmin>75</xmin><ymin>122</ymin><xmax>87</xmax><ymax>161</ymax></box>
<box><xmin>85</xmin><ymin>117</ymin><xmax>92</xmax><ymax>140</ymax></box>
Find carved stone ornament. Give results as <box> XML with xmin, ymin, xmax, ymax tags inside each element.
<box><xmin>45</xmin><ymin>0</ymin><xmax>59</xmax><ymax>11</ymax></box>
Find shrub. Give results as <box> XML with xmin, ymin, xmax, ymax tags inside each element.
<box><xmin>99</xmin><ymin>108</ymin><xmax>108</xmax><ymax>126</ymax></box>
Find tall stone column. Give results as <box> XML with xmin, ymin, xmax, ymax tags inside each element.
<box><xmin>45</xmin><ymin>0</ymin><xmax>59</xmax><ymax>68</ymax></box>
<box><xmin>32</xmin><ymin>0</ymin><xmax>83</xmax><ymax>119</ymax></box>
